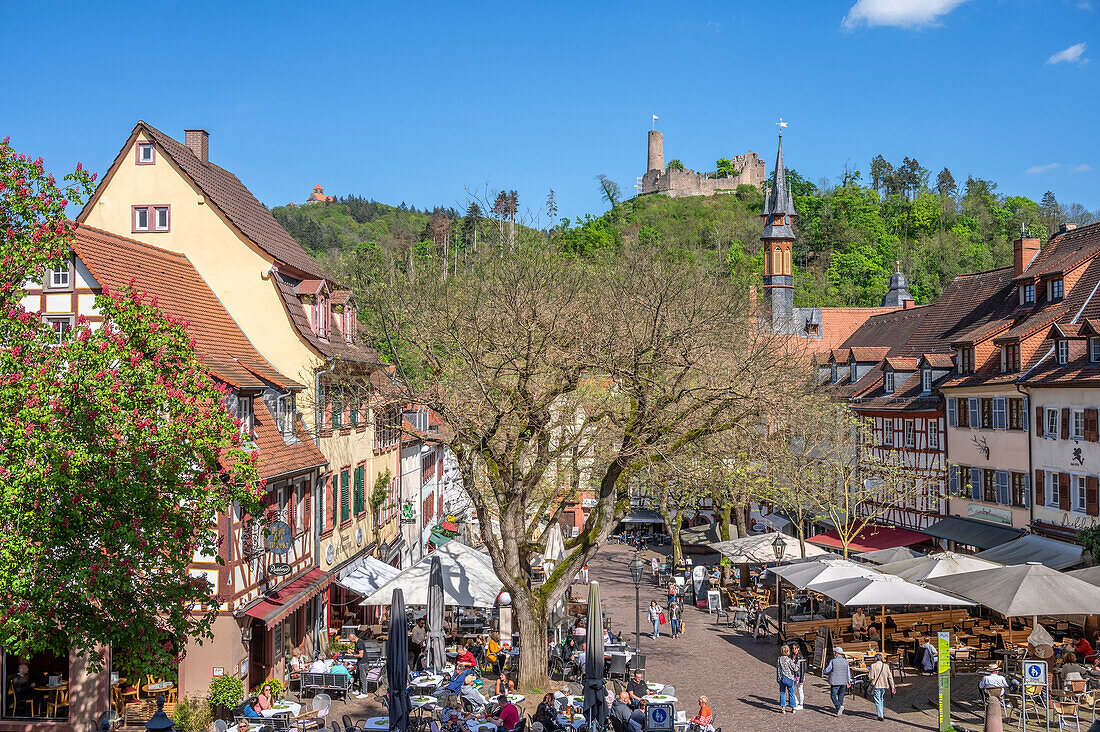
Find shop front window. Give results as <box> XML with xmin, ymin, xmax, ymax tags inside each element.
<box><xmin>2</xmin><ymin>650</ymin><xmax>70</xmax><ymax>720</ymax></box>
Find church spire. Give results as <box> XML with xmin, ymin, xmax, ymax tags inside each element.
<box><xmin>760</xmin><ymin>131</ymin><xmax>796</xmax><ymax>329</ymax></box>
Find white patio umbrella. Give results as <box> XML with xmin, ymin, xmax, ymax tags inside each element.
<box><xmin>879</xmin><ymin>552</ymin><xmax>1003</xmax><ymax>583</ymax></box>
<box><xmin>926</xmin><ymin>562</ymin><xmax>1100</xmax><ymax>617</ymax></box>
<box><xmin>773</xmin><ymin>558</ymin><xmax>880</xmax><ymax>590</ymax></box>
<box><xmin>710</xmin><ymin>532</ymin><xmax>831</xmax><ymax>564</ymax></box>
<box><xmin>361</xmin><ymin>542</ymin><xmax>503</xmax><ymax>607</ymax></box>
<box><xmin>855</xmin><ymin>547</ymin><xmax>922</xmax><ymax>565</ymax></box>
<box><xmin>811</xmin><ymin>573</ymin><xmax>975</xmax><ymax>644</ymax></box>
<box><xmin>544</xmin><ymin>524</ymin><xmax>567</xmax><ymax>571</ymax></box>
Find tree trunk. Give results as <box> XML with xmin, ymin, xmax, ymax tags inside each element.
<box><xmin>512</xmin><ymin>589</ymin><xmax>550</xmax><ymax>691</ymax></box>
<box><xmin>732</xmin><ymin>500</ymin><xmax>749</xmax><ymax>539</ymax></box>
<box><xmin>716</xmin><ymin>501</ymin><xmax>732</xmax><ymax>542</ymax></box>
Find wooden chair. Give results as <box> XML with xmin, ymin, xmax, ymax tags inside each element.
<box><xmin>1052</xmin><ymin>700</ymin><xmax>1081</xmax><ymax>732</ymax></box>
<box><xmin>46</xmin><ymin>686</ymin><xmax>68</xmax><ymax>718</ymax></box>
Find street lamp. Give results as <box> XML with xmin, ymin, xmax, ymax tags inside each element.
<box><xmin>629</xmin><ymin>553</ymin><xmax>645</xmax><ymax>653</ymax></box>
<box><xmin>771</xmin><ymin>534</ymin><xmax>786</xmax><ymax>644</ymax></box>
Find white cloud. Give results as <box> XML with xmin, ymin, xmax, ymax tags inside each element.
<box><xmin>842</xmin><ymin>0</ymin><xmax>969</xmax><ymax>29</ymax></box>
<box><xmin>1026</xmin><ymin>163</ymin><xmax>1060</xmax><ymax>175</ymax></box>
<box><xmin>1073</xmin><ymin>164</ymin><xmax>1093</xmax><ymax>173</ymax></box>
<box><xmin>1078</xmin><ymin>1</ymin><xmax>1092</xmax><ymax>11</ymax></box>
<box><xmin>1047</xmin><ymin>42</ymin><xmax>1089</xmax><ymax>65</ymax></box>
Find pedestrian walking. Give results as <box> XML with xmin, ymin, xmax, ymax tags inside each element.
<box><xmin>667</xmin><ymin>581</ymin><xmax>677</xmax><ymax>609</ymax></box>
<box><xmin>581</xmin><ymin>562</ymin><xmax>589</xmax><ymax>584</ymax></box>
<box><xmin>776</xmin><ymin>645</ymin><xmax>798</xmax><ymax>714</ymax></box>
<box><xmin>788</xmin><ymin>642</ymin><xmax>805</xmax><ymax>710</ymax></box>
<box><xmin>651</xmin><ymin>557</ymin><xmax>660</xmax><ymax>582</ymax></box>
<box><xmin>823</xmin><ymin>646</ymin><xmax>852</xmax><ymax>716</ymax></box>
<box><xmin>868</xmin><ymin>653</ymin><xmax>896</xmax><ymax>721</ymax></box>
<box><xmin>669</xmin><ymin>600</ymin><xmax>681</xmax><ymax>638</ymax></box>
<box><xmin>648</xmin><ymin>601</ymin><xmax>661</xmax><ymax>639</ymax></box>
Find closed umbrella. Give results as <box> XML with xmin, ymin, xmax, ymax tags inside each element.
<box><xmin>583</xmin><ymin>581</ymin><xmax>607</xmax><ymax>730</ymax></box>
<box><xmin>426</xmin><ymin>555</ymin><xmax>446</xmax><ymax>672</ymax></box>
<box><xmin>387</xmin><ymin>589</ymin><xmax>410</xmax><ymax>732</ymax></box>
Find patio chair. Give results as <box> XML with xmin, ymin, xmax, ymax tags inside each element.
<box><xmin>213</xmin><ymin>721</ymin><xmax>228</xmax><ymax>732</ymax></box>
<box><xmin>608</xmin><ymin>655</ymin><xmax>629</xmax><ymax>682</ymax></box>
<box><xmin>732</xmin><ymin>608</ymin><xmax>748</xmax><ymax>630</ymax></box>
<box><xmin>631</xmin><ymin>654</ymin><xmax>647</xmax><ymax>678</ymax></box>
<box><xmin>330</xmin><ymin>721</ymin><xmax>342</xmax><ymax>732</ymax></box>
<box><xmin>660</xmin><ymin>685</ymin><xmax>676</xmax><ymax>697</ymax></box>
<box><xmin>1052</xmin><ymin>700</ymin><xmax>1081</xmax><ymax>732</ymax></box>
<box><xmin>313</xmin><ymin>694</ymin><xmax>331</xmax><ymax>716</ymax></box>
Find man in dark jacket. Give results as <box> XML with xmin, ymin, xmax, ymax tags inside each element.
<box><xmin>610</xmin><ymin>692</ymin><xmax>633</xmax><ymax>732</ymax></box>
<box><xmin>628</xmin><ymin>699</ymin><xmax>648</xmax><ymax>732</ymax></box>
<box><xmin>822</xmin><ymin>646</ymin><xmax>852</xmax><ymax>716</ymax></box>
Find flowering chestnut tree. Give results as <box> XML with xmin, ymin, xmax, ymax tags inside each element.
<box><xmin>0</xmin><ymin>139</ymin><xmax>263</xmax><ymax>676</ymax></box>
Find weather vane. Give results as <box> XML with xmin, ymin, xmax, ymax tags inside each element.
<box><xmin>776</xmin><ymin>118</ymin><xmax>788</xmax><ymax>135</ymax></box>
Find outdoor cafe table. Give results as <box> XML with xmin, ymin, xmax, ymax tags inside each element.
<box><xmin>362</xmin><ymin>718</ymin><xmax>388</xmax><ymax>731</ymax></box>
<box><xmin>643</xmin><ymin>694</ymin><xmax>677</xmax><ymax>704</ymax></box>
<box><xmin>411</xmin><ymin>674</ymin><xmax>444</xmax><ymax>689</ymax></box>
<box><xmin>261</xmin><ymin>701</ymin><xmax>302</xmax><ymax>718</ymax></box>
<box><xmin>411</xmin><ymin>696</ymin><xmax>437</xmax><ymax>708</ymax></box>
<box><xmin>645</xmin><ymin>683</ymin><xmax>664</xmax><ymax>693</ymax></box>
<box><xmin>558</xmin><ymin>713</ymin><xmax>587</xmax><ymax>730</ymax></box>
<box><xmin>466</xmin><ymin>723</ymin><xmax>496</xmax><ymax>732</ymax></box>
<box><xmin>143</xmin><ymin>681</ymin><xmax>174</xmax><ymax>697</ymax></box>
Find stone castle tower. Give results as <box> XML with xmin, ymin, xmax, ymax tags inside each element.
<box><xmin>639</xmin><ymin>128</ymin><xmax>766</xmax><ymax>198</ymax></box>
<box><xmin>760</xmin><ymin>133</ymin><xmax>797</xmax><ymax>327</ymax></box>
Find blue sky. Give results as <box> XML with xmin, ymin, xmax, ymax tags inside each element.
<box><xmin>2</xmin><ymin>0</ymin><xmax>1096</xmax><ymax>223</ymax></box>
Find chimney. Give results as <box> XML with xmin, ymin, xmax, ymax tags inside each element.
<box><xmin>184</xmin><ymin>129</ymin><xmax>209</xmax><ymax>164</ymax></box>
<box><xmin>903</xmin><ymin>299</ymin><xmax>916</xmax><ymax>309</ymax></box>
<box><xmin>1013</xmin><ymin>235</ymin><xmax>1041</xmax><ymax>276</ymax></box>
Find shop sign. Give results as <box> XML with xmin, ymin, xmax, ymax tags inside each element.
<box><xmin>265</xmin><ymin>521</ymin><xmax>292</xmax><ymax>555</ymax></box>
<box><xmin>1059</xmin><ymin>512</ymin><xmax>1099</xmax><ymax>530</ymax></box>
<box><xmin>581</xmin><ymin>499</ymin><xmax>597</xmax><ymax>508</ymax></box>
<box><xmin>212</xmin><ymin>667</ymin><xmax>225</xmax><ymax>677</ymax></box>
<box><xmin>966</xmin><ymin>503</ymin><xmax>1014</xmax><ymax>526</ymax></box>
<box><xmin>269</xmin><ymin>562</ymin><xmax>292</xmax><ymax>577</ymax></box>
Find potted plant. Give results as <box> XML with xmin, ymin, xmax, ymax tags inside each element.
<box><xmin>207</xmin><ymin>674</ymin><xmax>244</xmax><ymax>721</ymax></box>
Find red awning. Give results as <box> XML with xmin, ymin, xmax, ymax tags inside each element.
<box><xmin>806</xmin><ymin>525</ymin><xmax>929</xmax><ymax>554</ymax></box>
<box><xmin>441</xmin><ymin>521</ymin><xmax>458</xmax><ymax>532</ymax></box>
<box><xmin>242</xmin><ymin>568</ymin><xmax>335</xmax><ymax>629</ymax></box>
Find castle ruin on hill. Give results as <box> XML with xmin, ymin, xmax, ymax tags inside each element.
<box><xmin>639</xmin><ymin>129</ymin><xmax>766</xmax><ymax>198</ymax></box>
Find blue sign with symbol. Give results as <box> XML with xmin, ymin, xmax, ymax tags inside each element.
<box><xmin>646</xmin><ymin>704</ymin><xmax>672</xmax><ymax>732</ymax></box>
<box><xmin>1024</xmin><ymin>661</ymin><xmax>1047</xmax><ymax>685</ymax></box>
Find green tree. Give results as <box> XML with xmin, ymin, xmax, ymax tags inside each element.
<box><xmin>596</xmin><ymin>174</ymin><xmax>621</xmax><ymax>207</ymax></box>
<box><xmin>666</xmin><ymin>159</ymin><xmax>684</xmax><ymax>172</ymax></box>
<box><xmin>715</xmin><ymin>158</ymin><xmax>739</xmax><ymax>178</ymax></box>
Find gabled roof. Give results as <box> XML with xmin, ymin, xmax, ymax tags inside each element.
<box><xmin>331</xmin><ymin>289</ymin><xmax>353</xmax><ymax>305</ymax></box>
<box><xmin>919</xmin><ymin>353</ymin><xmax>955</xmax><ymax>369</ymax></box>
<box><xmin>296</xmin><ymin>279</ymin><xmax>328</xmax><ymax>296</ymax></box>
<box><xmin>79</xmin><ymin>121</ymin><xmax>332</xmax><ymax>281</ymax></box>
<box><xmin>252</xmin><ymin>399</ymin><xmax>326</xmax><ymax>480</ymax></box>
<box><xmin>883</xmin><ymin>356</ymin><xmax>920</xmax><ymax>371</ymax></box>
<box><xmin>1015</xmin><ymin>221</ymin><xmax>1100</xmax><ymax>281</ymax></box>
<box><xmin>74</xmin><ymin>225</ymin><xmax>302</xmax><ymax>392</ymax></box>
<box><xmin>272</xmin><ymin>275</ymin><xmax>381</xmax><ymax>363</ymax></box>
<box><xmin>848</xmin><ymin>346</ymin><xmax>890</xmax><ymax>362</ymax></box>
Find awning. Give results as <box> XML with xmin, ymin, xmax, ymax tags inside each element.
<box><xmin>922</xmin><ymin>516</ymin><xmax>1025</xmax><ymax>550</ymax></box>
<box><xmin>336</xmin><ymin>555</ymin><xmax>400</xmax><ymax>597</ymax></box>
<box><xmin>620</xmin><ymin>509</ymin><xmax>663</xmax><ymax>525</ymax></box>
<box><xmin>806</xmin><ymin>525</ymin><xmax>929</xmax><ymax>554</ymax></box>
<box><xmin>975</xmin><ymin>534</ymin><xmax>1084</xmax><ymax>570</ymax></box>
<box><xmin>441</xmin><ymin>521</ymin><xmax>459</xmax><ymax>532</ymax></box>
<box><xmin>429</xmin><ymin>531</ymin><xmax>453</xmax><ymax>547</ymax></box>
<box><xmin>243</xmin><ymin>568</ymin><xmax>335</xmax><ymax>629</ymax></box>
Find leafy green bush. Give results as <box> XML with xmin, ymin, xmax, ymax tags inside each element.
<box><xmin>175</xmin><ymin>695</ymin><xmax>213</xmax><ymax>732</ymax></box>
<box><xmin>207</xmin><ymin>674</ymin><xmax>244</xmax><ymax>709</ymax></box>
<box><xmin>252</xmin><ymin>678</ymin><xmax>285</xmax><ymax>699</ymax></box>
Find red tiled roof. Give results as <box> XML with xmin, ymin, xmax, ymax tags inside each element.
<box><xmin>1015</xmin><ymin>222</ymin><xmax>1100</xmax><ymax>281</ymax></box>
<box><xmin>816</xmin><ymin>307</ymin><xmax>899</xmax><ymax>352</ymax></box>
<box><xmin>272</xmin><ymin>276</ymin><xmax>380</xmax><ymax>363</ymax></box>
<box><xmin>884</xmin><ymin>356</ymin><xmax>920</xmax><ymax>370</ymax></box>
<box><xmin>79</xmin><ymin>122</ymin><xmax>333</xmax><ymax>281</ymax></box>
<box><xmin>74</xmin><ymin>225</ymin><xmax>302</xmax><ymax>391</ymax></box>
<box><xmin>296</xmin><ymin>279</ymin><xmax>327</xmax><ymax>296</ymax></box>
<box><xmin>252</xmin><ymin>399</ymin><xmax>326</xmax><ymax>480</ymax></box>
<box><xmin>331</xmin><ymin>289</ymin><xmax>353</xmax><ymax>305</ymax></box>
<box><xmin>849</xmin><ymin>346</ymin><xmax>890</xmax><ymax>362</ymax></box>
<box><xmin>921</xmin><ymin>353</ymin><xmax>955</xmax><ymax>369</ymax></box>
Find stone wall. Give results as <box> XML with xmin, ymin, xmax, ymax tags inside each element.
<box><xmin>640</xmin><ymin>150</ymin><xmax>766</xmax><ymax>198</ymax></box>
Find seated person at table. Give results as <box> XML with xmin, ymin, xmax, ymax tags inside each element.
<box><xmin>495</xmin><ymin>672</ymin><xmax>515</xmax><ymax>697</ymax></box>
<box><xmin>690</xmin><ymin>696</ymin><xmax>713</xmax><ymax>732</ymax></box>
<box><xmin>487</xmin><ymin>633</ymin><xmax>503</xmax><ymax>672</ymax></box>
<box><xmin>440</xmin><ymin>695</ymin><xmax>467</xmax><ymax>732</ymax></box>
<box><xmin>627</xmin><ymin>699</ymin><xmax>647</xmax><ymax>732</ymax></box>
<box><xmin>288</xmin><ymin>648</ymin><xmax>309</xmax><ymax>675</ymax></box>
<box><xmin>329</xmin><ymin>659</ymin><xmax>351</xmax><ymax>677</ymax></box>
<box><xmin>456</xmin><ymin>644</ymin><xmax>477</xmax><ymax>671</ymax></box>
<box><xmin>534</xmin><ymin>693</ymin><xmax>564</xmax><ymax>732</ymax></box>
<box><xmin>1074</xmin><ymin>634</ymin><xmax>1095</xmax><ymax>662</ymax></box>
<box><xmin>918</xmin><ymin>636</ymin><xmax>938</xmax><ymax>674</ymax></box>
<box><xmin>492</xmin><ymin>694</ymin><xmax>520</xmax><ymax>732</ymax></box>
<box><xmin>458</xmin><ymin>676</ymin><xmax>489</xmax><ymax>711</ymax></box>
<box><xmin>576</xmin><ymin>643</ymin><xmax>587</xmax><ymax>669</ymax></box>
<box><xmin>610</xmin><ymin>692</ymin><xmax>633</xmax><ymax>732</ymax></box>
<box><xmin>255</xmin><ymin>683</ymin><xmax>276</xmax><ymax>711</ymax></box>
<box><xmin>867</xmin><ymin>626</ymin><xmax>880</xmax><ymax>647</ymax></box>
<box><xmin>626</xmin><ymin>671</ymin><xmax>648</xmax><ymax>708</ymax></box>
<box><xmin>444</xmin><ymin>669</ymin><xmax>474</xmax><ymax>695</ymax></box>
<box><xmin>308</xmin><ymin>654</ymin><xmax>329</xmax><ymax>674</ymax></box>
<box><xmin>11</xmin><ymin>663</ymin><xmax>43</xmax><ymax>716</ymax></box>
<box><xmin>850</xmin><ymin>608</ymin><xmax>868</xmax><ymax>639</ymax></box>
<box><xmin>240</xmin><ymin>697</ymin><xmax>263</xmax><ymax>719</ymax></box>
<box><xmin>1059</xmin><ymin>652</ymin><xmax>1087</xmax><ymax>682</ymax></box>
<box><xmin>471</xmin><ymin>636</ymin><xmax>487</xmax><ymax>663</ymax></box>
<box><xmin>979</xmin><ymin>662</ymin><xmax>1013</xmax><ymax>699</ymax></box>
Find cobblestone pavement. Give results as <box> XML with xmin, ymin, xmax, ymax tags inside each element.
<box><xmin>316</xmin><ymin>542</ymin><xmax>1014</xmax><ymax>731</ymax></box>
<box><xmin>587</xmin><ymin>543</ymin><xmax>1004</xmax><ymax>732</ymax></box>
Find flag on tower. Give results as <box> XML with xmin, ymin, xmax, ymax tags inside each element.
<box><xmin>652</xmin><ymin>114</ymin><xmax>659</xmax><ymax>122</ymax></box>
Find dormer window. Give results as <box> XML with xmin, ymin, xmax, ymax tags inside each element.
<box><xmin>774</xmin><ymin>215</ymin><xmax>784</xmax><ymax>226</ymax></box>
<box><xmin>276</xmin><ymin>392</ymin><xmax>296</xmax><ymax>435</ymax></box>
<box><xmin>958</xmin><ymin>347</ymin><xmax>975</xmax><ymax>374</ymax></box>
<box><xmin>849</xmin><ymin>361</ymin><xmax>857</xmax><ymax>382</ymax></box>
<box><xmin>343</xmin><ymin>306</ymin><xmax>356</xmax><ymax>345</ymax></box>
<box><xmin>921</xmin><ymin>368</ymin><xmax>932</xmax><ymax>394</ymax></box>
<box><xmin>831</xmin><ymin>364</ymin><xmax>838</xmax><ymax>383</ymax></box>
<box><xmin>1091</xmin><ymin>337</ymin><xmax>1100</xmax><ymax>363</ymax></box>
<box><xmin>1001</xmin><ymin>343</ymin><xmax>1020</xmax><ymax>373</ymax></box>
<box><xmin>136</xmin><ymin>142</ymin><xmax>155</xmax><ymax>165</ymax></box>
<box><xmin>44</xmin><ymin>257</ymin><xmax>73</xmax><ymax>292</ymax></box>
<box><xmin>1020</xmin><ymin>284</ymin><xmax>1035</xmax><ymax>305</ymax></box>
<box><xmin>1049</xmin><ymin>279</ymin><xmax>1065</xmax><ymax>301</ymax></box>
<box><xmin>1057</xmin><ymin>339</ymin><xmax>1069</xmax><ymax>365</ymax></box>
<box><xmin>884</xmin><ymin>371</ymin><xmax>895</xmax><ymax>394</ymax></box>
<box><xmin>236</xmin><ymin>395</ymin><xmax>254</xmax><ymax>436</ymax></box>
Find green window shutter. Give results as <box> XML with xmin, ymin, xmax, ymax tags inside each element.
<box><xmin>330</xmin><ymin>474</ymin><xmax>337</xmax><ymax>528</ymax></box>
<box><xmin>340</xmin><ymin>470</ymin><xmax>350</xmax><ymax>522</ymax></box>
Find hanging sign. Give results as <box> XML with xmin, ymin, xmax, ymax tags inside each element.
<box><xmin>265</xmin><ymin>521</ymin><xmax>292</xmax><ymax>555</ymax></box>
<box><xmin>269</xmin><ymin>562</ymin><xmax>292</xmax><ymax>577</ymax></box>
